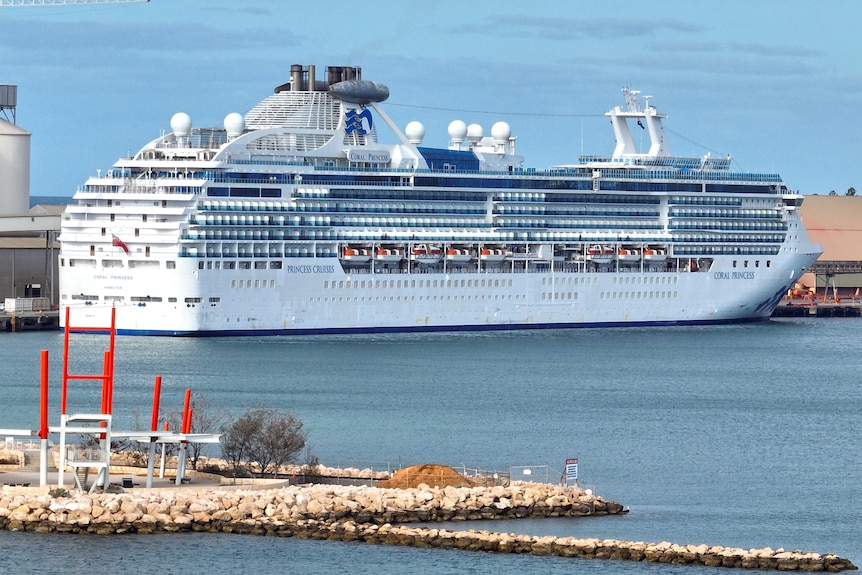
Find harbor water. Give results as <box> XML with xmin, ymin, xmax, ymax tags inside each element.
<box><xmin>0</xmin><ymin>318</ymin><xmax>859</xmax><ymax>574</ymax></box>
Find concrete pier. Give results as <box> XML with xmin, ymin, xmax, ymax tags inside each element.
<box><xmin>0</xmin><ymin>310</ymin><xmax>59</xmax><ymax>332</ymax></box>
<box><xmin>772</xmin><ymin>301</ymin><xmax>862</xmax><ymax>317</ymax></box>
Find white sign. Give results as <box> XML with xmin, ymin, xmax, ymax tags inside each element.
<box><xmin>565</xmin><ymin>457</ymin><xmax>578</xmax><ymax>482</ymax></box>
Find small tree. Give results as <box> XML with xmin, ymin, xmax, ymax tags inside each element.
<box><xmin>847</xmin><ymin>187</ymin><xmax>857</xmax><ymax>197</ymax></box>
<box><xmin>220</xmin><ymin>408</ymin><xmax>263</xmax><ymax>475</ymax></box>
<box><xmin>221</xmin><ymin>407</ymin><xmax>307</xmax><ymax>477</ymax></box>
<box><xmin>164</xmin><ymin>393</ymin><xmax>228</xmax><ymax>470</ymax></box>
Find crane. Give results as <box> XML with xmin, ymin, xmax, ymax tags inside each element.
<box><xmin>0</xmin><ymin>0</ymin><xmax>148</xmax><ymax>6</ymax></box>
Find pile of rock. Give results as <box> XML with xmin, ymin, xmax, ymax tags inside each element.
<box><xmin>0</xmin><ymin>481</ymin><xmax>622</xmax><ymax>531</ymax></box>
<box><xmin>0</xmin><ymin>482</ymin><xmax>856</xmax><ymax>571</ymax></box>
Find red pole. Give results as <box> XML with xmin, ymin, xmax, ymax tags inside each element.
<box><xmin>151</xmin><ymin>376</ymin><xmax>162</xmax><ymax>432</ymax></box>
<box><xmin>101</xmin><ymin>351</ymin><xmax>111</xmax><ymax>414</ymax></box>
<box><xmin>61</xmin><ymin>307</ymin><xmax>70</xmax><ymax>414</ymax></box>
<box><xmin>39</xmin><ymin>350</ymin><xmax>48</xmax><ymax>440</ymax></box>
<box><xmin>108</xmin><ymin>308</ymin><xmax>116</xmax><ymax>412</ymax></box>
<box><xmin>181</xmin><ymin>389</ymin><xmax>191</xmax><ymax>434</ymax></box>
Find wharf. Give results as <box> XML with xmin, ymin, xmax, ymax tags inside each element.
<box><xmin>0</xmin><ymin>310</ymin><xmax>60</xmax><ymax>332</ymax></box>
<box><xmin>772</xmin><ymin>300</ymin><xmax>862</xmax><ymax>318</ymax></box>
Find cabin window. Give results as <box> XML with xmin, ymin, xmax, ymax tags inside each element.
<box><xmin>90</xmin><ymin>245</ymin><xmax>95</xmax><ymax>256</ymax></box>
<box><xmin>101</xmin><ymin>228</ymin><xmax>106</xmax><ymax>236</ymax></box>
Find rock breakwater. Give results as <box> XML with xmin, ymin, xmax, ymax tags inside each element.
<box><xmin>0</xmin><ymin>482</ymin><xmax>856</xmax><ymax>571</ymax></box>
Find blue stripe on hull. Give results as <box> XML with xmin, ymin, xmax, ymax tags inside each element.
<box><xmin>107</xmin><ymin>316</ymin><xmax>771</xmax><ymax>337</ymax></box>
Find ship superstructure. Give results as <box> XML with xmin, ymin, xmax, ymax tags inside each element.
<box><xmin>58</xmin><ymin>64</ymin><xmax>821</xmax><ymax>335</ymax></box>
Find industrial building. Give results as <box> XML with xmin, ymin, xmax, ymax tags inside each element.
<box><xmin>0</xmin><ymin>84</ymin><xmax>60</xmax><ymax>307</ymax></box>
<box><xmin>797</xmin><ymin>195</ymin><xmax>862</xmax><ymax>299</ymax></box>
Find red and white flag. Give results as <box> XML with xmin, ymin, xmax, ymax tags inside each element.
<box><xmin>112</xmin><ymin>234</ymin><xmax>129</xmax><ymax>254</ymax></box>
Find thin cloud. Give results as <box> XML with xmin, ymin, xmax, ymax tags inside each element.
<box><xmin>651</xmin><ymin>39</ymin><xmax>821</xmax><ymax>59</ymax></box>
<box><xmin>0</xmin><ymin>19</ymin><xmax>300</xmax><ymax>56</ymax></box>
<box><xmin>727</xmin><ymin>41</ymin><xmax>821</xmax><ymax>58</ymax></box>
<box><xmin>465</xmin><ymin>15</ymin><xmax>704</xmax><ymax>40</ymax></box>
<box><xmin>198</xmin><ymin>5</ymin><xmax>272</xmax><ymax>17</ymax></box>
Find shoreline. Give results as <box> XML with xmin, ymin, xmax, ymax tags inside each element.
<box><xmin>1</xmin><ymin>481</ymin><xmax>856</xmax><ymax>571</ymax></box>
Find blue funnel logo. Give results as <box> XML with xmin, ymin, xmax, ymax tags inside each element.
<box><xmin>345</xmin><ymin>108</ymin><xmax>373</xmax><ymax>135</ymax></box>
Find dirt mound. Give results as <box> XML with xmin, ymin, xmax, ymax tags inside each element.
<box><xmin>376</xmin><ymin>464</ymin><xmax>475</xmax><ymax>489</ymax></box>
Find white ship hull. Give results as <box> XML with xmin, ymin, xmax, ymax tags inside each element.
<box><xmin>59</xmin><ymin>249</ymin><xmax>816</xmax><ymax>336</ymax></box>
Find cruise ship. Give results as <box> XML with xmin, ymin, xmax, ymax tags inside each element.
<box><xmin>58</xmin><ymin>64</ymin><xmax>821</xmax><ymax>336</ymax></box>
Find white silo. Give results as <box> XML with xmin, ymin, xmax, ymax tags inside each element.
<box><xmin>0</xmin><ymin>116</ymin><xmax>30</xmax><ymax>216</ymax></box>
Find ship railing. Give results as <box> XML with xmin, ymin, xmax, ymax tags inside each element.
<box><xmin>308</xmin><ymin>164</ymin><xmax>783</xmax><ymax>185</ymax></box>
<box><xmin>592</xmin><ymin>168</ymin><xmax>782</xmax><ymax>185</ymax></box>
<box><xmin>211</xmin><ymin>158</ymin><xmax>779</xmax><ymax>185</ymax></box>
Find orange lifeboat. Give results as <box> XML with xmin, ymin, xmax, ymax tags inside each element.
<box><xmin>341</xmin><ymin>246</ymin><xmax>371</xmax><ymax>263</ymax></box>
<box><xmin>479</xmin><ymin>247</ymin><xmax>508</xmax><ymax>263</ymax></box>
<box><xmin>643</xmin><ymin>247</ymin><xmax>668</xmax><ymax>263</ymax></box>
<box><xmin>617</xmin><ymin>248</ymin><xmax>640</xmax><ymax>263</ymax></box>
<box><xmin>586</xmin><ymin>245</ymin><xmax>614</xmax><ymax>264</ymax></box>
<box><xmin>446</xmin><ymin>246</ymin><xmax>472</xmax><ymax>263</ymax></box>
<box><xmin>374</xmin><ymin>247</ymin><xmax>404</xmax><ymax>263</ymax></box>
<box><xmin>410</xmin><ymin>244</ymin><xmax>443</xmax><ymax>265</ymax></box>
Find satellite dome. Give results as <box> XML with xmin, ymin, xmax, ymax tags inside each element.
<box><xmin>224</xmin><ymin>112</ymin><xmax>245</xmax><ymax>138</ymax></box>
<box><xmin>466</xmin><ymin>123</ymin><xmax>483</xmax><ymax>144</ymax></box>
<box><xmin>170</xmin><ymin>112</ymin><xmax>192</xmax><ymax>137</ymax></box>
<box><xmin>491</xmin><ymin>121</ymin><xmax>511</xmax><ymax>144</ymax></box>
<box><xmin>405</xmin><ymin>121</ymin><xmax>425</xmax><ymax>145</ymax></box>
<box><xmin>448</xmin><ymin>120</ymin><xmax>467</xmax><ymax>143</ymax></box>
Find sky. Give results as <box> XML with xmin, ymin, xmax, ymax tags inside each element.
<box><xmin>0</xmin><ymin>0</ymin><xmax>859</xmax><ymax>198</ymax></box>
